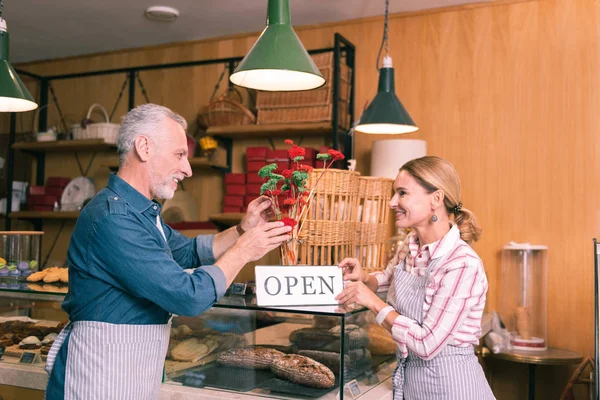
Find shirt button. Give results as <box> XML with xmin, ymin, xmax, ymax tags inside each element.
<box><xmin>153</xmin><ymin>205</ymin><xmax>158</xmax><ymax>210</ymax></box>
<box><xmin>113</xmin><ymin>197</ymin><xmax>118</xmax><ymax>201</ymax></box>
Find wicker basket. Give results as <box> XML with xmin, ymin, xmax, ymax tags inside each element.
<box><xmin>72</xmin><ymin>104</ymin><xmax>120</xmax><ymax>144</ymax></box>
<box><xmin>200</xmin><ymin>88</ymin><xmax>256</xmax><ymax>127</ymax></box>
<box><xmin>298</xmin><ymin>169</ymin><xmax>359</xmax><ymax>266</ymax></box>
<box><xmin>353</xmin><ymin>177</ymin><xmax>395</xmax><ymax>273</ymax></box>
<box><xmin>255</xmin><ymin>52</ymin><xmax>353</xmax><ymax>128</ymax></box>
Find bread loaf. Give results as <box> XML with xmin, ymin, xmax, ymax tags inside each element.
<box><xmin>271</xmin><ymin>354</ymin><xmax>335</xmax><ymax>389</ymax></box>
<box><xmin>217</xmin><ymin>347</ymin><xmax>284</xmax><ymax>370</ymax></box>
<box><xmin>365</xmin><ymin>324</ymin><xmax>397</xmax><ymax>355</ymax></box>
<box><xmin>297</xmin><ymin>350</ymin><xmax>349</xmax><ymax>373</ymax></box>
<box><xmin>170</xmin><ymin>337</ymin><xmax>218</xmax><ymax>362</ymax></box>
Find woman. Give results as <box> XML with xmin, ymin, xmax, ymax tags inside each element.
<box><xmin>336</xmin><ymin>156</ymin><xmax>494</xmax><ymax>399</ymax></box>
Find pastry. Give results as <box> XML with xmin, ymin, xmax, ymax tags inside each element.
<box><xmin>217</xmin><ymin>347</ymin><xmax>284</xmax><ymax>370</ymax></box>
<box><xmin>170</xmin><ymin>337</ymin><xmax>218</xmax><ymax>362</ymax></box>
<box><xmin>43</xmin><ymin>271</ymin><xmax>61</xmax><ymax>283</ymax></box>
<box><xmin>365</xmin><ymin>323</ymin><xmax>397</xmax><ymax>355</ymax></box>
<box><xmin>59</xmin><ymin>268</ymin><xmax>69</xmax><ymax>283</ymax></box>
<box><xmin>42</xmin><ymin>333</ymin><xmax>58</xmax><ymax>346</ymax></box>
<box><xmin>19</xmin><ymin>336</ymin><xmax>42</xmax><ymax>349</ymax></box>
<box><xmin>271</xmin><ymin>354</ymin><xmax>335</xmax><ymax>389</ymax></box>
<box><xmin>26</xmin><ymin>270</ymin><xmax>47</xmax><ymax>282</ymax></box>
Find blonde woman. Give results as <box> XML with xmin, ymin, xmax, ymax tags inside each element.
<box><xmin>336</xmin><ymin>156</ymin><xmax>495</xmax><ymax>399</ymax></box>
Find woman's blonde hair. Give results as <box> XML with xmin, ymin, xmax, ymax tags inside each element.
<box><xmin>400</xmin><ymin>156</ymin><xmax>482</xmax><ymax>243</ymax></box>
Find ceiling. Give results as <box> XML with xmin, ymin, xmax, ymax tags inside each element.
<box><xmin>5</xmin><ymin>0</ymin><xmax>488</xmax><ymax>63</ymax></box>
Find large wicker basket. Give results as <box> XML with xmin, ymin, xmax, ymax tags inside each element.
<box><xmin>72</xmin><ymin>104</ymin><xmax>120</xmax><ymax>144</ymax></box>
<box><xmin>298</xmin><ymin>169</ymin><xmax>359</xmax><ymax>266</ymax></box>
<box><xmin>353</xmin><ymin>177</ymin><xmax>395</xmax><ymax>273</ymax></box>
<box><xmin>199</xmin><ymin>88</ymin><xmax>255</xmax><ymax>127</ymax></box>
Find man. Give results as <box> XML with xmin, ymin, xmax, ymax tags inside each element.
<box><xmin>44</xmin><ymin>104</ymin><xmax>291</xmax><ymax>399</ymax></box>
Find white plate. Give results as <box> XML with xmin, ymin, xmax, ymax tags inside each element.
<box><xmin>60</xmin><ymin>177</ymin><xmax>96</xmax><ymax>211</ymax></box>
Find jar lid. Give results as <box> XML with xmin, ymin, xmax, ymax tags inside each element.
<box><xmin>503</xmin><ymin>241</ymin><xmax>548</xmax><ymax>250</ymax></box>
<box><xmin>0</xmin><ymin>231</ymin><xmax>45</xmax><ymax>235</ymax></box>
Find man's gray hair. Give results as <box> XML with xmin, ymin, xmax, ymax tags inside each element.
<box><xmin>117</xmin><ymin>104</ymin><xmax>188</xmax><ymax>165</ymax></box>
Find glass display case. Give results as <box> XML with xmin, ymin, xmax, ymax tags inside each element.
<box><xmin>0</xmin><ymin>231</ymin><xmax>44</xmax><ymax>278</ymax></box>
<box><xmin>0</xmin><ymin>283</ymin><xmax>396</xmax><ymax>399</ymax></box>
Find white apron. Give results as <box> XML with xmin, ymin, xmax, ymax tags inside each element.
<box><xmin>45</xmin><ymin>320</ymin><xmax>171</xmax><ymax>400</ymax></box>
<box><xmin>388</xmin><ymin>251</ymin><xmax>495</xmax><ymax>400</ymax></box>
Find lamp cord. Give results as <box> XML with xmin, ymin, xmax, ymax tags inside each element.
<box><xmin>375</xmin><ymin>0</ymin><xmax>390</xmax><ymax>71</ymax></box>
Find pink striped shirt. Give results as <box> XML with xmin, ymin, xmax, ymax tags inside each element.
<box><xmin>372</xmin><ymin>225</ymin><xmax>488</xmax><ymax>360</ymax></box>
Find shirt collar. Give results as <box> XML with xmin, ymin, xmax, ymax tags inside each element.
<box><xmin>408</xmin><ymin>223</ymin><xmax>461</xmax><ymax>260</ymax></box>
<box><xmin>106</xmin><ymin>173</ymin><xmax>161</xmax><ymax>213</ymax></box>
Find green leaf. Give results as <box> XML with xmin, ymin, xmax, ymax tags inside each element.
<box><xmin>258</xmin><ymin>164</ymin><xmax>278</xmax><ymax>178</ymax></box>
<box><xmin>260</xmin><ymin>181</ymin><xmax>276</xmax><ymax>195</ymax></box>
<box><xmin>281</xmin><ymin>183</ymin><xmax>290</xmax><ymax>192</ymax></box>
<box><xmin>293</xmin><ymin>156</ymin><xmax>304</xmax><ymax>162</ymax></box>
<box><xmin>317</xmin><ymin>153</ymin><xmax>332</xmax><ymax>161</ymax></box>
<box><xmin>271</xmin><ymin>173</ymin><xmax>285</xmax><ymax>182</ymax></box>
<box><xmin>292</xmin><ymin>170</ymin><xmax>308</xmax><ymax>186</ymax></box>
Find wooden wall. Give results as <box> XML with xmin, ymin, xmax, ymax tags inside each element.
<box><xmin>3</xmin><ymin>0</ymin><xmax>598</xmax><ymax>397</ymax></box>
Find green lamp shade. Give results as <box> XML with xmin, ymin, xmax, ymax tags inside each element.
<box><xmin>355</xmin><ymin>67</ymin><xmax>417</xmax><ymax>134</ymax></box>
<box><xmin>230</xmin><ymin>0</ymin><xmax>324</xmax><ymax>91</ymax></box>
<box><xmin>0</xmin><ymin>31</ymin><xmax>37</xmax><ymax>112</ymax></box>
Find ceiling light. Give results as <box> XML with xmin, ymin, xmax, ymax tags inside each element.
<box><xmin>230</xmin><ymin>0</ymin><xmax>324</xmax><ymax>92</ymax></box>
<box><xmin>355</xmin><ymin>0</ymin><xmax>417</xmax><ymax>135</ymax></box>
<box><xmin>0</xmin><ymin>4</ymin><xmax>37</xmax><ymax>112</ymax></box>
<box><xmin>144</xmin><ymin>6</ymin><xmax>179</xmax><ymax>22</ymax></box>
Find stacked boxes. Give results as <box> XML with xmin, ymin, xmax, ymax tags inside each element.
<box><xmin>223</xmin><ymin>173</ymin><xmax>245</xmax><ymax>213</ymax></box>
<box><xmin>27</xmin><ymin>177</ymin><xmax>70</xmax><ymax>211</ymax></box>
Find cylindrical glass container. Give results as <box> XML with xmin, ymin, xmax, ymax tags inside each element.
<box><xmin>0</xmin><ymin>231</ymin><xmax>44</xmax><ymax>279</ymax></box>
<box><xmin>499</xmin><ymin>243</ymin><xmax>548</xmax><ymax>351</ymax></box>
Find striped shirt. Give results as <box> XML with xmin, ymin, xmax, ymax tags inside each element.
<box><xmin>372</xmin><ymin>225</ymin><xmax>488</xmax><ymax>360</ymax></box>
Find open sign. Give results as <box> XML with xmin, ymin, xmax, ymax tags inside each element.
<box><xmin>255</xmin><ymin>266</ymin><xmax>343</xmax><ymax>306</ymax></box>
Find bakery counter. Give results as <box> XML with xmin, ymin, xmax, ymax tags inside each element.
<box><xmin>0</xmin><ymin>288</ymin><xmax>397</xmax><ymax>399</ymax></box>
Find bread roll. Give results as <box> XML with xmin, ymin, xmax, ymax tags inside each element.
<box><xmin>365</xmin><ymin>324</ymin><xmax>397</xmax><ymax>355</ymax></box>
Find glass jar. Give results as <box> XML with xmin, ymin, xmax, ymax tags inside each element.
<box><xmin>0</xmin><ymin>231</ymin><xmax>43</xmax><ymax>279</ymax></box>
<box><xmin>499</xmin><ymin>243</ymin><xmax>548</xmax><ymax>351</ymax></box>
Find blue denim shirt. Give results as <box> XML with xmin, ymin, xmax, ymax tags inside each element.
<box><xmin>62</xmin><ymin>173</ymin><xmax>227</xmax><ymax>324</ymax></box>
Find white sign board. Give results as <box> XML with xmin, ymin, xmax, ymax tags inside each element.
<box><xmin>255</xmin><ymin>266</ymin><xmax>343</xmax><ymax>306</ymax></box>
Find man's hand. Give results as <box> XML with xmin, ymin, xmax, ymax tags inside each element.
<box><xmin>235</xmin><ymin>221</ymin><xmax>291</xmax><ymax>263</ymax></box>
<box><xmin>240</xmin><ymin>196</ymin><xmax>274</xmax><ymax>231</ymax></box>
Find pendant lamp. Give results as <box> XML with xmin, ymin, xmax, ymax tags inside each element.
<box><xmin>230</xmin><ymin>0</ymin><xmax>325</xmax><ymax>92</ymax></box>
<box><xmin>355</xmin><ymin>0</ymin><xmax>416</xmax><ymax>134</ymax></box>
<box><xmin>0</xmin><ymin>2</ymin><xmax>37</xmax><ymax>112</ymax></box>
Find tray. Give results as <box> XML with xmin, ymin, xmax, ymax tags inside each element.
<box><xmin>175</xmin><ymin>364</ymin><xmax>274</xmax><ymax>392</ymax></box>
<box><xmin>257</xmin><ymin>375</ymin><xmax>340</xmax><ymax>398</ymax></box>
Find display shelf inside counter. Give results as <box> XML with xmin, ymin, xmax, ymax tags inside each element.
<box><xmin>164</xmin><ymin>294</ymin><xmax>398</xmax><ymax>399</ymax></box>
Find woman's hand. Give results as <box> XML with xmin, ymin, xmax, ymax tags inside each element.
<box><xmin>335</xmin><ymin>281</ymin><xmax>384</xmax><ymax>311</ymax></box>
<box><xmin>338</xmin><ymin>258</ymin><xmax>367</xmax><ymax>283</ymax></box>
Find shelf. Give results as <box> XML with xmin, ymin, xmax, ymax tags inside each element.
<box><xmin>12</xmin><ymin>139</ymin><xmax>116</xmax><ymax>153</ymax></box>
<box><xmin>208</xmin><ymin>213</ymin><xmax>244</xmax><ymax>228</ymax></box>
<box><xmin>9</xmin><ymin>211</ymin><xmax>80</xmax><ymax>219</ymax></box>
<box><xmin>103</xmin><ymin>157</ymin><xmax>229</xmax><ymax>172</ymax></box>
<box><xmin>207</xmin><ymin>122</ymin><xmax>334</xmax><ymax>139</ymax></box>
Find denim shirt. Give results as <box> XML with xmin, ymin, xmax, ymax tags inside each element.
<box><xmin>62</xmin><ymin>174</ymin><xmax>227</xmax><ymax>325</ymax></box>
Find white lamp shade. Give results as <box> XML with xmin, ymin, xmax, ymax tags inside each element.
<box><xmin>370</xmin><ymin>139</ymin><xmax>426</xmax><ymax>179</ymax></box>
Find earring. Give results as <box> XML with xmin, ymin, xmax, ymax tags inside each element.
<box><xmin>431</xmin><ymin>214</ymin><xmax>438</xmax><ymax>222</ymax></box>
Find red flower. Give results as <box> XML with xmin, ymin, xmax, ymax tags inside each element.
<box><xmin>271</xmin><ymin>189</ymin><xmax>282</xmax><ymax>196</ymax></box>
<box><xmin>281</xmin><ymin>189</ymin><xmax>291</xmax><ymax>196</ymax></box>
<box><xmin>289</xmin><ymin>145</ymin><xmax>306</xmax><ymax>159</ymax></box>
<box><xmin>328</xmin><ymin>149</ymin><xmax>345</xmax><ymax>160</ymax></box>
<box><xmin>280</xmin><ymin>217</ymin><xmax>297</xmax><ymax>227</ymax></box>
<box><xmin>281</xmin><ymin>169</ymin><xmax>293</xmax><ymax>179</ymax></box>
<box><xmin>301</xmin><ymin>191</ymin><xmax>309</xmax><ymax>196</ymax></box>
<box><xmin>283</xmin><ymin>198</ymin><xmax>297</xmax><ymax>205</ymax></box>
<box><xmin>284</xmin><ymin>139</ymin><xmax>294</xmax><ymax>145</ymax></box>
<box><xmin>264</xmin><ymin>190</ymin><xmax>271</xmax><ymax>195</ymax></box>
<box><xmin>300</xmin><ymin>198</ymin><xmax>308</xmax><ymax>205</ymax></box>
<box><xmin>298</xmin><ymin>164</ymin><xmax>313</xmax><ymax>173</ymax></box>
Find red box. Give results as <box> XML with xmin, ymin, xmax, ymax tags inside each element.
<box><xmin>222</xmin><ymin>206</ymin><xmax>241</xmax><ymax>213</ymax></box>
<box><xmin>274</xmin><ymin>161</ymin><xmax>290</xmax><ymax>173</ymax></box>
<box><xmin>318</xmin><ymin>146</ymin><xmax>331</xmax><ymax>154</ymax></box>
<box><xmin>28</xmin><ymin>195</ymin><xmax>58</xmax><ymax>206</ymax></box>
<box><xmin>46</xmin><ymin>177</ymin><xmax>71</xmax><ymax>188</ymax></box>
<box><xmin>224</xmin><ymin>173</ymin><xmax>246</xmax><ymax>185</ymax></box>
<box><xmin>45</xmin><ymin>187</ymin><xmax>65</xmax><ymax>197</ymax></box>
<box><xmin>29</xmin><ymin>205</ymin><xmax>54</xmax><ymax>212</ymax></box>
<box><xmin>29</xmin><ymin>186</ymin><xmax>45</xmax><ymax>196</ymax></box>
<box><xmin>244</xmin><ymin>195</ymin><xmax>255</xmax><ymax>207</ymax></box>
<box><xmin>266</xmin><ymin>149</ymin><xmax>288</xmax><ymax>161</ymax></box>
<box><xmin>223</xmin><ymin>196</ymin><xmax>244</xmax><ymax>207</ymax></box>
<box><xmin>246</xmin><ymin>147</ymin><xmax>269</xmax><ymax>161</ymax></box>
<box><xmin>225</xmin><ymin>185</ymin><xmax>246</xmax><ymax>196</ymax></box>
<box><xmin>246</xmin><ymin>184</ymin><xmax>262</xmax><ymax>196</ymax></box>
<box><xmin>246</xmin><ymin>161</ymin><xmax>267</xmax><ymax>173</ymax></box>
<box><xmin>241</xmin><ymin>207</ymin><xmax>248</xmax><ymax>213</ymax></box>
<box><xmin>304</xmin><ymin>148</ymin><xmax>317</xmax><ymax>160</ymax></box>
<box><xmin>246</xmin><ymin>174</ymin><xmax>263</xmax><ymax>184</ymax></box>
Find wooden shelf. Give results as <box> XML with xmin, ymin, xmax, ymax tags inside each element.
<box><xmin>103</xmin><ymin>157</ymin><xmax>229</xmax><ymax>172</ymax></box>
<box><xmin>207</xmin><ymin>122</ymin><xmax>334</xmax><ymax>139</ymax></box>
<box><xmin>208</xmin><ymin>213</ymin><xmax>244</xmax><ymax>228</ymax></box>
<box><xmin>10</xmin><ymin>211</ymin><xmax>80</xmax><ymax>219</ymax></box>
<box><xmin>12</xmin><ymin>139</ymin><xmax>116</xmax><ymax>153</ymax></box>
